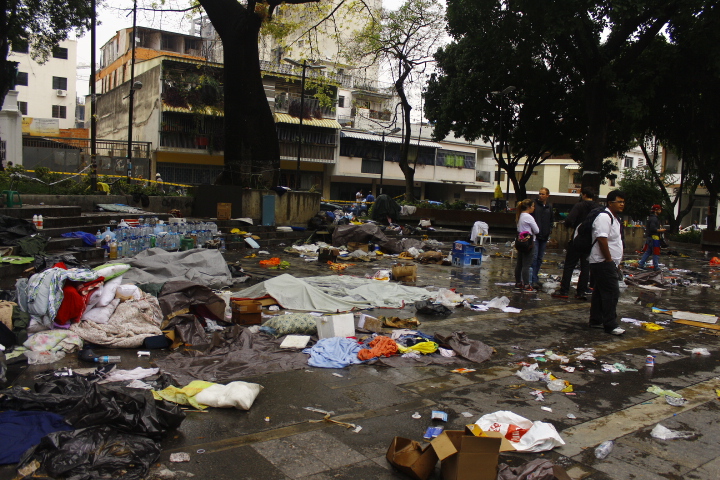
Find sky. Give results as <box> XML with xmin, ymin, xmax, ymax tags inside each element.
<box><xmin>75</xmin><ymin>0</ymin><xmax>407</xmax><ymax>97</ymax></box>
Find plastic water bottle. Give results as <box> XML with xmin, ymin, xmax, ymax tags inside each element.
<box><xmin>594</xmin><ymin>440</ymin><xmax>614</xmax><ymax>459</ymax></box>
<box><xmin>219</xmin><ymin>238</ymin><xmax>226</xmax><ymax>253</ymax></box>
<box><xmin>37</xmin><ymin>215</ymin><xmax>44</xmax><ymax>229</ymax></box>
<box><xmin>94</xmin><ymin>355</ymin><xmax>121</xmax><ymax>363</ymax></box>
<box><xmin>33</xmin><ymin>214</ymin><xmax>38</xmax><ymax>228</ymax></box>
<box><xmin>95</xmin><ymin>230</ymin><xmax>103</xmax><ymax>247</ymax></box>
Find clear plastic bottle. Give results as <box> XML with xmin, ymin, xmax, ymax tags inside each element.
<box><xmin>94</xmin><ymin>355</ymin><xmax>121</xmax><ymax>363</ymax></box>
<box><xmin>95</xmin><ymin>230</ymin><xmax>103</xmax><ymax>247</ymax></box>
<box><xmin>219</xmin><ymin>237</ymin><xmax>226</xmax><ymax>253</ymax></box>
<box><xmin>594</xmin><ymin>440</ymin><xmax>614</xmax><ymax>459</ymax></box>
<box><xmin>33</xmin><ymin>214</ymin><xmax>38</xmax><ymax>227</ymax></box>
<box><xmin>109</xmin><ymin>240</ymin><xmax>118</xmax><ymax>260</ymax></box>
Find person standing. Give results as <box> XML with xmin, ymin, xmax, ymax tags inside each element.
<box><xmin>515</xmin><ymin>199</ymin><xmax>539</xmax><ymax>293</ymax></box>
<box><xmin>638</xmin><ymin>204</ymin><xmax>666</xmax><ymax>271</ymax></box>
<box><xmin>531</xmin><ymin>187</ymin><xmax>553</xmax><ymax>288</ymax></box>
<box><xmin>553</xmin><ymin>187</ymin><xmax>598</xmax><ymax>300</ymax></box>
<box><xmin>589</xmin><ymin>190</ymin><xmax>626</xmax><ymax>335</ymax></box>
<box><xmin>155</xmin><ymin>172</ymin><xmax>165</xmax><ymax>193</ymax></box>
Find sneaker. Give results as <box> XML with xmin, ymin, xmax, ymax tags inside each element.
<box><xmin>551</xmin><ymin>291</ymin><xmax>569</xmax><ymax>299</ymax></box>
<box><xmin>514</xmin><ymin>282</ymin><xmax>523</xmax><ymax>291</ymax></box>
<box><xmin>522</xmin><ymin>285</ymin><xmax>535</xmax><ymax>293</ymax></box>
<box><xmin>608</xmin><ymin>327</ymin><xmax>625</xmax><ymax>335</ymax></box>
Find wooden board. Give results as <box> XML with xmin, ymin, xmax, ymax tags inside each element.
<box><xmin>674</xmin><ymin>319</ymin><xmax>720</xmax><ymax>331</ymax></box>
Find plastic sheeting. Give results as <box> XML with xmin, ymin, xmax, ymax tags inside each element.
<box><xmin>331</xmin><ymin>223</ymin><xmax>402</xmax><ymax>253</ymax></box>
<box><xmin>235</xmin><ymin>274</ymin><xmax>434</xmax><ymax>312</ymax></box>
<box><xmin>110</xmin><ymin>248</ymin><xmax>233</xmax><ymax>289</ymax></box>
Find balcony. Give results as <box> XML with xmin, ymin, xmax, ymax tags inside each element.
<box><xmin>274</xmin><ymin>93</ymin><xmax>334</xmax><ymax>119</ymax></box>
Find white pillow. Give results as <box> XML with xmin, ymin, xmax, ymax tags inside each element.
<box><xmin>194</xmin><ymin>381</ymin><xmax>264</xmax><ymax>410</ymax></box>
<box><xmin>96</xmin><ymin>276</ymin><xmax>123</xmax><ymax>307</ymax></box>
<box><xmin>81</xmin><ymin>298</ymin><xmax>120</xmax><ymax>324</ymax></box>
<box><xmin>94</xmin><ymin>263</ymin><xmax>131</xmax><ymax>280</ymax></box>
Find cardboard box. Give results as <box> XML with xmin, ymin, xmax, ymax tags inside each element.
<box><xmin>431</xmin><ymin>430</ymin><xmax>501</xmax><ymax>480</ymax></box>
<box><xmin>355</xmin><ymin>313</ymin><xmax>383</xmax><ymax>333</ymax></box>
<box><xmin>464</xmin><ymin>424</ymin><xmax>515</xmax><ymax>452</ymax></box>
<box><xmin>217</xmin><ymin>203</ymin><xmax>232</xmax><ymax>220</ymax></box>
<box><xmin>393</xmin><ymin>263</ymin><xmax>417</xmax><ymax>282</ymax></box>
<box><xmin>231</xmin><ymin>300</ymin><xmax>262</xmax><ymax>325</ymax></box>
<box><xmin>316</xmin><ymin>313</ymin><xmax>355</xmax><ymax>339</ymax></box>
<box><xmin>347</xmin><ymin>242</ymin><xmax>370</xmax><ymax>253</ymax></box>
<box><xmin>318</xmin><ymin>247</ymin><xmax>340</xmax><ymax>263</ymax></box>
<box><xmin>386</xmin><ymin>437</ymin><xmax>439</xmax><ymax>480</ymax></box>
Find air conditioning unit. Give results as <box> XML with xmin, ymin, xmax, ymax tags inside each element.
<box><xmin>56</xmin><ymin>89</ymin><xmax>67</xmax><ymax>97</ymax></box>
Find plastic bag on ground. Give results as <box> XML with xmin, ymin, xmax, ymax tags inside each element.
<box><xmin>486</xmin><ymin>296</ymin><xmax>511</xmax><ymax>310</ymax></box>
<box><xmin>435</xmin><ymin>331</ymin><xmax>494</xmax><ymax>363</ymax></box>
<box><xmin>194</xmin><ymin>381</ymin><xmax>264</xmax><ymax>410</ymax></box>
<box><xmin>24</xmin><ymin>350</ymin><xmax>66</xmax><ymax>365</ymax></box>
<box><xmin>475</xmin><ymin>410</ymin><xmax>565</xmax><ymax>452</ymax></box>
<box><xmin>435</xmin><ymin>288</ymin><xmax>464</xmax><ymax>308</ymax></box>
<box><xmin>17</xmin><ymin>426</ymin><xmax>160</xmax><ymax>480</ymax></box>
<box><xmin>414</xmin><ymin>300</ymin><xmax>452</xmax><ymax>316</ymax></box>
<box><xmin>516</xmin><ymin>364</ymin><xmax>547</xmax><ymax>382</ymax></box>
<box><xmin>497</xmin><ymin>458</ymin><xmax>561</xmax><ymax>480</ymax></box>
<box><xmin>650</xmin><ymin>423</ymin><xmax>695</xmax><ymax>440</ymax></box>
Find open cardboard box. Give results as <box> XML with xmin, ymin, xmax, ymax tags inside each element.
<box><xmin>386</xmin><ymin>437</ymin><xmax>438</xmax><ymax>480</ymax></box>
<box><xmin>431</xmin><ymin>429</ymin><xmax>501</xmax><ymax>480</ymax></box>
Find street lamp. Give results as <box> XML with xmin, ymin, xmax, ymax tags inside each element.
<box><xmin>369</xmin><ymin>127</ymin><xmax>401</xmax><ymax>195</ymax></box>
<box><xmin>490</xmin><ymin>86</ymin><xmax>515</xmax><ymax>211</ymax></box>
<box><xmin>283</xmin><ymin>58</ymin><xmax>326</xmax><ymax>190</ymax></box>
<box><xmin>126</xmin><ymin>0</ymin><xmax>140</xmax><ymax>183</ymax></box>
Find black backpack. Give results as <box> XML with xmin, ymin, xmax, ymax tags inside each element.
<box><xmin>571</xmin><ymin>207</ymin><xmax>613</xmax><ymax>257</ymax></box>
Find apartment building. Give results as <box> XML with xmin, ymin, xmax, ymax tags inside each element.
<box><xmin>10</xmin><ymin>39</ymin><xmax>78</xmax><ymax>130</ymax></box>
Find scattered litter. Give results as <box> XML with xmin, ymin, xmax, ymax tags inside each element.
<box><xmin>460</xmin><ymin>412</ymin><xmax>474</xmax><ymax>418</ymax></box>
<box><xmin>475</xmin><ymin>410</ymin><xmax>565</xmax><ymax>452</ymax></box>
<box><xmin>304</xmin><ymin>407</ymin><xmax>335</xmax><ymax>416</ymax></box>
<box><xmin>431</xmin><ymin>410</ymin><xmax>448</xmax><ymax>421</ymax></box>
<box><xmin>451</xmin><ymin>368</ymin><xmax>476</xmax><ymax>374</ymax></box>
<box><xmin>647</xmin><ymin>385</ymin><xmax>683</xmax><ymax>398</ymax></box>
<box><xmin>486</xmin><ymin>296</ymin><xmax>511</xmax><ymax>310</ymax></box>
<box><xmin>264</xmin><ymin>417</ymin><xmax>270</xmax><ymax>422</ymax></box>
<box><xmin>641</xmin><ymin>322</ymin><xmax>665</xmax><ymax>331</ymax></box>
<box><xmin>169</xmin><ymin>453</ymin><xmax>190</xmax><ymax>463</ymax></box>
<box><xmin>665</xmin><ymin>396</ymin><xmax>688</xmax><ymax>407</ymax></box>
<box><xmin>621</xmin><ymin>317</ymin><xmax>643</xmax><ymax>326</ymax></box>
<box><xmin>540</xmin><ymin>406</ymin><xmax>552</xmax><ymax>412</ymax></box>
<box><xmin>332</xmin><ymin>373</ymin><xmax>344</xmax><ymax>378</ymax></box>
<box><xmin>594</xmin><ymin>440</ymin><xmax>614</xmax><ymax>459</ymax></box>
<box><xmin>516</xmin><ymin>364</ymin><xmax>547</xmax><ymax>382</ymax></box>
<box><xmin>196</xmin><ymin>449</ymin><xmax>205</xmax><ymax>454</ymax></box>
<box><xmin>412</xmin><ymin>412</ymin><xmax>422</xmax><ymax>419</ymax></box>
<box><xmin>530</xmin><ymin>390</ymin><xmax>545</xmax><ymax>401</ymax></box>
<box><xmin>688</xmin><ymin>348</ymin><xmax>711</xmax><ymax>356</ymax></box>
<box><xmin>651</xmin><ymin>423</ymin><xmax>695</xmax><ymax>440</ymax></box>
<box><xmin>672</xmin><ymin>311</ymin><xmax>718</xmax><ymax>324</ymax></box>
<box><xmin>502</xmin><ymin>306</ymin><xmax>523</xmax><ymax>313</ymax></box>
<box><xmin>560</xmin><ymin>366</ymin><xmax>575</xmax><ymax>373</ymax></box>
<box><xmin>567</xmin><ymin>413</ymin><xmax>576</xmax><ymax>419</ymax></box>
<box><xmin>423</xmin><ymin>426</ymin><xmax>444</xmax><ymax>439</ymax></box>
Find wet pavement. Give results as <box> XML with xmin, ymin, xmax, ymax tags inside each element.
<box><xmin>2</xmin><ymin>241</ymin><xmax>720</xmax><ymax>480</ymax></box>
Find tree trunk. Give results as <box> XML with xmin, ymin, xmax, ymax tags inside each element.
<box><xmin>581</xmin><ymin>78</ymin><xmax>608</xmax><ymax>193</ymax></box>
<box><xmin>0</xmin><ymin>9</ymin><xmax>14</xmax><ymax>108</ymax></box>
<box><xmin>395</xmin><ymin>67</ymin><xmax>415</xmax><ymax>202</ymax></box>
<box><xmin>200</xmin><ymin>0</ymin><xmax>280</xmax><ymax>187</ymax></box>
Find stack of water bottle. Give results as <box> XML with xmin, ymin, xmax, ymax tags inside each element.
<box><xmin>95</xmin><ymin>217</ymin><xmax>223</xmax><ymax>259</ymax></box>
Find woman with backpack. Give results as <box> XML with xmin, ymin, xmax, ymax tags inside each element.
<box><xmin>515</xmin><ymin>199</ymin><xmax>539</xmax><ymax>292</ymax></box>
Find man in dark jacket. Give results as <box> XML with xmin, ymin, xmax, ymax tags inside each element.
<box><xmin>638</xmin><ymin>204</ymin><xmax>666</xmax><ymax>270</ymax></box>
<box><xmin>552</xmin><ymin>187</ymin><xmax>598</xmax><ymax>299</ymax></box>
<box><xmin>531</xmin><ymin>187</ymin><xmax>553</xmax><ymax>287</ymax></box>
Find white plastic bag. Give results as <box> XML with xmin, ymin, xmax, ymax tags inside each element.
<box><xmin>650</xmin><ymin>424</ymin><xmax>695</xmax><ymax>440</ymax></box>
<box><xmin>475</xmin><ymin>411</ymin><xmax>565</xmax><ymax>452</ymax></box>
<box><xmin>486</xmin><ymin>296</ymin><xmax>510</xmax><ymax>310</ymax></box>
<box><xmin>436</xmin><ymin>288</ymin><xmax>463</xmax><ymax>307</ymax></box>
<box><xmin>515</xmin><ymin>364</ymin><xmax>547</xmax><ymax>382</ymax></box>
<box><xmin>194</xmin><ymin>381</ymin><xmax>264</xmax><ymax>410</ymax></box>
<box><xmin>24</xmin><ymin>350</ymin><xmax>66</xmax><ymax>365</ymax></box>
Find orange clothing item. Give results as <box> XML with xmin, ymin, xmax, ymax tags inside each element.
<box><xmin>357</xmin><ymin>336</ymin><xmax>398</xmax><ymax>361</ymax></box>
<box><xmin>259</xmin><ymin>257</ymin><xmax>281</xmax><ymax>266</ymax></box>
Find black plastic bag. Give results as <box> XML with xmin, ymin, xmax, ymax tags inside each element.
<box><xmin>413</xmin><ymin>300</ymin><xmax>453</xmax><ymax>316</ymax></box>
<box><xmin>33</xmin><ymin>254</ymin><xmax>82</xmax><ymax>272</ymax></box>
<box><xmin>17</xmin><ymin>426</ymin><xmax>161</xmax><ymax>480</ymax></box>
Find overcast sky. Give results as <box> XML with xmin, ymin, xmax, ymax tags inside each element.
<box><xmin>75</xmin><ymin>0</ymin><xmax>406</xmax><ymax>97</ymax></box>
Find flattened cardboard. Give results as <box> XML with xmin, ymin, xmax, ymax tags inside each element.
<box><xmin>217</xmin><ymin>203</ymin><xmax>232</xmax><ymax>221</ymax></box>
<box><xmin>386</xmin><ymin>437</ymin><xmax>438</xmax><ymax>480</ymax></box>
<box><xmin>431</xmin><ymin>430</ymin><xmax>502</xmax><ymax>480</ymax></box>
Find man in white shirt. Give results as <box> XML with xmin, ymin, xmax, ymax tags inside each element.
<box><xmin>589</xmin><ymin>190</ymin><xmax>626</xmax><ymax>335</ymax></box>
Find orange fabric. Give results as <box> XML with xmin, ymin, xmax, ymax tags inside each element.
<box><xmin>357</xmin><ymin>336</ymin><xmax>398</xmax><ymax>361</ymax></box>
<box><xmin>259</xmin><ymin>257</ymin><xmax>281</xmax><ymax>266</ymax></box>
<box><xmin>710</xmin><ymin>257</ymin><xmax>720</xmax><ymax>266</ymax></box>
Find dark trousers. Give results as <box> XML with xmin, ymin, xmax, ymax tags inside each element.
<box><xmin>560</xmin><ymin>245</ymin><xmax>590</xmax><ymax>294</ymax></box>
<box><xmin>589</xmin><ymin>261</ymin><xmax>621</xmax><ymax>332</ymax></box>
<box><xmin>515</xmin><ymin>244</ymin><xmax>536</xmax><ymax>285</ymax></box>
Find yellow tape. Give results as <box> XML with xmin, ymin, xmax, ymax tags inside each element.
<box><xmin>24</xmin><ymin>169</ymin><xmax>194</xmax><ymax>189</ymax></box>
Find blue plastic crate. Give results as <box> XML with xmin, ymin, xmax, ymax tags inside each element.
<box><xmin>453</xmin><ymin>240</ymin><xmax>484</xmax><ymax>254</ymax></box>
<box><xmin>452</xmin><ymin>250</ymin><xmax>484</xmax><ymax>267</ymax></box>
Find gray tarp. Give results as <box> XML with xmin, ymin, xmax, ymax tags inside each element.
<box><xmin>111</xmin><ymin>248</ymin><xmax>233</xmax><ymax>289</ymax></box>
<box><xmin>233</xmin><ymin>274</ymin><xmax>433</xmax><ymax>312</ymax></box>
<box><xmin>331</xmin><ymin>224</ymin><xmax>402</xmax><ymax>253</ymax></box>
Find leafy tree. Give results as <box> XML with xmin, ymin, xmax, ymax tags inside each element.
<box><xmin>352</xmin><ymin>0</ymin><xmax>445</xmax><ymax>201</ymax></box>
<box><xmin>426</xmin><ymin>0</ymin><xmax>706</xmax><ymax>195</ymax></box>
<box><xmin>0</xmin><ymin>0</ymin><xmax>92</xmax><ymax>106</ymax></box>
<box><xmin>618</xmin><ymin>167</ymin><xmax>664</xmax><ymax>222</ymax></box>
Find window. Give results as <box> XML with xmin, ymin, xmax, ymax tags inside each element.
<box><xmin>52</xmin><ymin>47</ymin><xmax>69</xmax><ymax>59</ymax></box>
<box><xmin>16</xmin><ymin>72</ymin><xmax>28</xmax><ymax>86</ymax></box>
<box><xmin>52</xmin><ymin>76</ymin><xmax>68</xmax><ymax>90</ymax></box>
<box><xmin>623</xmin><ymin>156</ymin><xmax>633</xmax><ymax>168</ymax></box>
<box><xmin>11</xmin><ymin>40</ymin><xmax>29</xmax><ymax>53</ymax></box>
<box><xmin>338</xmin><ymin>95</ymin><xmax>345</xmax><ymax>108</ymax></box>
<box><xmin>52</xmin><ymin>105</ymin><xmax>67</xmax><ymax>118</ymax></box>
<box><xmin>161</xmin><ymin>35</ymin><xmax>177</xmax><ymax>51</ymax></box>
<box><xmin>185</xmin><ymin>38</ymin><xmax>199</xmax><ymax>51</ymax></box>
<box><xmin>361</xmin><ymin>158</ymin><xmax>382</xmax><ymax>174</ymax></box>
<box><xmin>18</xmin><ymin>101</ymin><xmax>27</xmax><ymax>115</ymax></box>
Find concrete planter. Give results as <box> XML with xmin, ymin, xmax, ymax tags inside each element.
<box><xmin>18</xmin><ymin>194</ymin><xmax>194</xmax><ymax>217</ymax></box>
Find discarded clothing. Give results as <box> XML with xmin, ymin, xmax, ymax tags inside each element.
<box><xmin>397</xmin><ymin>341</ymin><xmax>438</xmax><ymax>355</ymax></box>
<box><xmin>152</xmin><ymin>380</ymin><xmax>216</xmax><ymax>410</ymax></box>
<box><xmin>358</xmin><ymin>336</ymin><xmax>398</xmax><ymax>360</ymax></box>
<box><xmin>98</xmin><ymin>367</ymin><xmax>159</xmax><ymax>384</ymax></box>
<box><xmin>304</xmin><ymin>337</ymin><xmax>365</xmax><ymax>368</ymax></box>
<box><xmin>381</xmin><ymin>316</ymin><xmax>421</xmax><ymax>329</ymax></box>
<box><xmin>0</xmin><ymin>215</ymin><xmax>37</xmax><ymax>246</ymax></box>
<box><xmin>24</xmin><ymin>330</ymin><xmax>84</xmax><ymax>353</ymax></box>
<box><xmin>25</xmin><ymin>266</ymin><xmax>100</xmax><ymax>328</ymax></box>
<box><xmin>497</xmin><ymin>459</ymin><xmax>565</xmax><ymax>480</ymax></box>
<box><xmin>0</xmin><ymin>410</ymin><xmax>73</xmax><ymax>465</ymax></box>
<box><xmin>60</xmin><ymin>231</ymin><xmax>97</xmax><ymax>246</ymax></box>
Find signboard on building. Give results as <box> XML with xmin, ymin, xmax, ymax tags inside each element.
<box><xmin>22</xmin><ymin>118</ymin><xmax>60</xmax><ymax>137</ymax></box>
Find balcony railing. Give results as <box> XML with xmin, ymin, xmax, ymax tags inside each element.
<box><xmin>274</xmin><ymin>93</ymin><xmax>334</xmax><ymax>119</ymax></box>
<box><xmin>259</xmin><ymin>60</ymin><xmax>395</xmax><ymax>95</ymax></box>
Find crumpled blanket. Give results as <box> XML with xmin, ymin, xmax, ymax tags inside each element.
<box><xmin>81</xmin><ymin>298</ymin><xmax>120</xmax><ymax>324</ymax></box>
<box><xmin>24</xmin><ymin>330</ymin><xmax>84</xmax><ymax>353</ymax></box>
<box><xmin>70</xmin><ymin>294</ymin><xmax>163</xmax><ymax>348</ymax></box>
<box><xmin>358</xmin><ymin>336</ymin><xmax>398</xmax><ymax>360</ymax></box>
<box><xmin>98</xmin><ymin>367</ymin><xmax>159</xmax><ymax>384</ymax></box>
<box><xmin>304</xmin><ymin>337</ymin><xmax>365</xmax><ymax>368</ymax></box>
<box><xmin>26</xmin><ymin>266</ymin><xmax>100</xmax><ymax>329</ymax></box>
